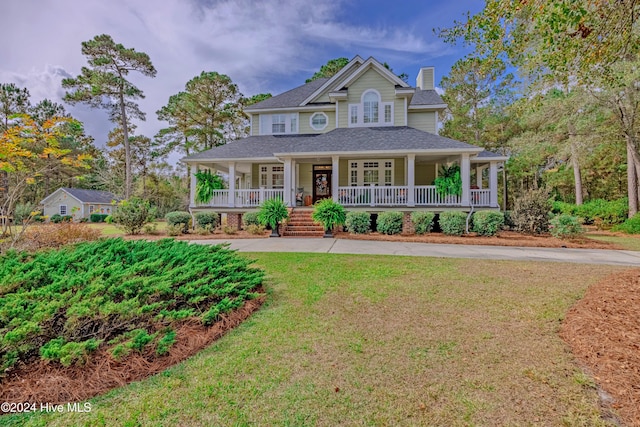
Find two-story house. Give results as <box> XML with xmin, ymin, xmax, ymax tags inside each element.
<box><xmin>182</xmin><ymin>56</ymin><xmax>506</xmax><ymax>227</ymax></box>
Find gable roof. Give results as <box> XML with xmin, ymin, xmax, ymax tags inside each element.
<box><xmin>245</xmin><ymin>78</ymin><xmax>329</xmax><ymax>111</ymax></box>
<box><xmin>410</xmin><ymin>90</ymin><xmax>445</xmax><ymax>106</ymax></box>
<box><xmin>41</xmin><ymin>187</ymin><xmax>118</xmax><ymax>205</ymax></box>
<box><xmin>182</xmin><ymin>127</ymin><xmax>483</xmax><ymax>162</ymax></box>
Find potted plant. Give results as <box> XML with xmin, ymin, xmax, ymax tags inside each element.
<box><xmin>434</xmin><ymin>164</ymin><xmax>462</xmax><ymax>203</ymax></box>
<box><xmin>257</xmin><ymin>198</ymin><xmax>289</xmax><ymax>237</ymax></box>
<box><xmin>311</xmin><ymin>198</ymin><xmax>346</xmax><ymax>238</ymax></box>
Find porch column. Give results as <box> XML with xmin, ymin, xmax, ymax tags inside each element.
<box><xmin>460</xmin><ymin>153</ymin><xmax>471</xmax><ymax>206</ymax></box>
<box><xmin>283</xmin><ymin>158</ymin><xmax>292</xmax><ymax>207</ymax></box>
<box><xmin>190</xmin><ymin>164</ymin><xmax>197</xmax><ymax>206</ymax></box>
<box><xmin>407</xmin><ymin>154</ymin><xmax>415</xmax><ymax>207</ymax></box>
<box><xmin>332</xmin><ymin>155</ymin><xmax>340</xmax><ymax>202</ymax></box>
<box><xmin>228</xmin><ymin>162</ymin><xmax>236</xmax><ymax>207</ymax></box>
<box><xmin>476</xmin><ymin>165</ymin><xmax>483</xmax><ymax>189</ymax></box>
<box><xmin>489</xmin><ymin>161</ymin><xmax>499</xmax><ymax>208</ymax></box>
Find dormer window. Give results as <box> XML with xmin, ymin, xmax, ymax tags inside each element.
<box><xmin>349</xmin><ymin>89</ymin><xmax>393</xmax><ymax>127</ymax></box>
<box><xmin>259</xmin><ymin>113</ymin><xmax>299</xmax><ymax>135</ymax></box>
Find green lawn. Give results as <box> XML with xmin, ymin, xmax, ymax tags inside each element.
<box><xmin>8</xmin><ymin>253</ymin><xmax>623</xmax><ymax>426</ymax></box>
<box><xmin>585</xmin><ymin>232</ymin><xmax>640</xmax><ymax>251</ymax></box>
<box><xmin>86</xmin><ymin>221</ymin><xmax>167</xmax><ymax>236</ymax></box>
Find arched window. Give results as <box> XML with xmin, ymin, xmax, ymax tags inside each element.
<box><xmin>363</xmin><ymin>91</ymin><xmax>379</xmax><ymax>124</ymax></box>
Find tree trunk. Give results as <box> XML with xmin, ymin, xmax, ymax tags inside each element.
<box><xmin>626</xmin><ymin>142</ymin><xmax>638</xmax><ymax>217</ymax></box>
<box><xmin>119</xmin><ymin>92</ymin><xmax>132</xmax><ymax>199</ymax></box>
<box><xmin>569</xmin><ymin>139</ymin><xmax>583</xmax><ymax>205</ymax></box>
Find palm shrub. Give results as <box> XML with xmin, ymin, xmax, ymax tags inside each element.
<box><xmin>194</xmin><ymin>211</ymin><xmax>219</xmax><ymax>231</ymax></box>
<box><xmin>165</xmin><ymin>211</ymin><xmax>192</xmax><ymax>234</ymax></box>
<box><xmin>257</xmin><ymin>198</ymin><xmax>288</xmax><ymax>237</ymax></box>
<box><xmin>195</xmin><ymin>170</ymin><xmax>224</xmax><ymax>204</ymax></box>
<box><xmin>411</xmin><ymin>211</ymin><xmax>435</xmax><ymax>234</ymax></box>
<box><xmin>439</xmin><ymin>211</ymin><xmax>467</xmax><ymax>236</ymax></box>
<box><xmin>376</xmin><ymin>211</ymin><xmax>403</xmax><ymax>235</ymax></box>
<box><xmin>434</xmin><ymin>164</ymin><xmax>462</xmax><ymax>198</ymax></box>
<box><xmin>345</xmin><ymin>211</ymin><xmax>371</xmax><ymax>234</ymax></box>
<box><xmin>549</xmin><ymin>214</ymin><xmax>584</xmax><ymax>238</ymax></box>
<box><xmin>111</xmin><ymin>198</ymin><xmax>156</xmax><ymax>235</ymax></box>
<box><xmin>472</xmin><ymin>211</ymin><xmax>505</xmax><ymax>236</ymax></box>
<box><xmin>311</xmin><ymin>198</ymin><xmax>346</xmax><ymax>237</ymax></box>
<box><xmin>243</xmin><ymin>211</ymin><xmax>260</xmax><ymax>227</ymax></box>
<box><xmin>510</xmin><ymin>188</ymin><xmax>551</xmax><ymax>234</ymax></box>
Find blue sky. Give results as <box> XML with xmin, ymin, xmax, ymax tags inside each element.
<box><xmin>1</xmin><ymin>0</ymin><xmax>484</xmax><ymax>162</ymax></box>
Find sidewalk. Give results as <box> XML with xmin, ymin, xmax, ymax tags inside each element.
<box><xmin>191</xmin><ymin>238</ymin><xmax>640</xmax><ymax>267</ymax></box>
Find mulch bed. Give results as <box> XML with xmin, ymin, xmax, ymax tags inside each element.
<box><xmin>560</xmin><ymin>271</ymin><xmax>640</xmax><ymax>426</ymax></box>
<box><xmin>334</xmin><ymin>230</ymin><xmax>623</xmax><ymax>249</ymax></box>
<box><xmin>0</xmin><ymin>293</ymin><xmax>265</xmax><ymax>406</ymax></box>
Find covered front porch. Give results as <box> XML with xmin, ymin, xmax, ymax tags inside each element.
<box><xmin>189</xmin><ymin>151</ymin><xmax>504</xmax><ymax>210</ymax></box>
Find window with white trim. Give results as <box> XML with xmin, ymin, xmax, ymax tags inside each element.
<box><xmin>259</xmin><ymin>114</ymin><xmax>299</xmax><ymax>135</ymax></box>
<box><xmin>349</xmin><ymin>159</ymin><xmax>394</xmax><ymax>186</ymax></box>
<box><xmin>310</xmin><ymin>112</ymin><xmax>328</xmax><ymax>131</ymax></box>
<box><xmin>59</xmin><ymin>205</ymin><xmax>67</xmax><ymax>215</ymax></box>
<box><xmin>89</xmin><ymin>205</ymin><xmax>95</xmax><ymax>214</ymax></box>
<box><xmin>259</xmin><ymin>164</ymin><xmax>284</xmax><ymax>189</ymax></box>
<box><xmin>348</xmin><ymin>89</ymin><xmax>394</xmax><ymax>127</ymax></box>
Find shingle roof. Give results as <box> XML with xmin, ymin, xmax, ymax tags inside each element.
<box><xmin>182</xmin><ymin>127</ymin><xmax>482</xmax><ymax>162</ymax></box>
<box><xmin>476</xmin><ymin>149</ymin><xmax>508</xmax><ymax>159</ymax></box>
<box><xmin>61</xmin><ymin>188</ymin><xmax>118</xmax><ymax>203</ymax></box>
<box><xmin>245</xmin><ymin>78</ymin><xmax>330</xmax><ymax>110</ymax></box>
<box><xmin>410</xmin><ymin>90</ymin><xmax>445</xmax><ymax>106</ymax></box>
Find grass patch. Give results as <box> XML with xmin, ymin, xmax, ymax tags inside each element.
<box><xmin>9</xmin><ymin>253</ymin><xmax>623</xmax><ymax>426</ymax></box>
<box><xmin>585</xmin><ymin>232</ymin><xmax>640</xmax><ymax>251</ymax></box>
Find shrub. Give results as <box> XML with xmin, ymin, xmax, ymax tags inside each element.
<box><xmin>243</xmin><ymin>211</ymin><xmax>261</xmax><ymax>227</ymax></box>
<box><xmin>511</xmin><ymin>188</ymin><xmax>551</xmax><ymax>234</ymax></box>
<box><xmin>0</xmin><ymin>239</ymin><xmax>264</xmax><ymax>370</ymax></box>
<box><xmin>165</xmin><ymin>211</ymin><xmax>192</xmax><ymax>234</ymax></box>
<box><xmin>411</xmin><ymin>211</ymin><xmax>435</xmax><ymax>235</ymax></box>
<box><xmin>472</xmin><ymin>211</ymin><xmax>505</xmax><ymax>237</ymax></box>
<box><xmin>61</xmin><ymin>215</ymin><xmax>73</xmax><ymax>222</ymax></box>
<box><xmin>194</xmin><ymin>211</ymin><xmax>219</xmax><ymax>231</ymax></box>
<box><xmin>552</xmin><ymin>201</ymin><xmax>578</xmax><ymax>216</ymax></box>
<box><xmin>223</xmin><ymin>225</ymin><xmax>237</xmax><ymax>235</ymax></box>
<box><xmin>166</xmin><ymin>223</ymin><xmax>182</xmax><ymax>236</ymax></box>
<box><xmin>32</xmin><ymin>214</ymin><xmax>46</xmax><ymax>223</ymax></box>
<box><xmin>312</xmin><ymin>199</ymin><xmax>346</xmax><ymax>232</ymax></box>
<box><xmin>257</xmin><ymin>198</ymin><xmax>288</xmax><ymax>230</ymax></box>
<box><xmin>90</xmin><ymin>213</ymin><xmax>110</xmax><ymax>223</ymax></box>
<box><xmin>111</xmin><ymin>198</ymin><xmax>156</xmax><ymax>235</ymax></box>
<box><xmin>502</xmin><ymin>210</ymin><xmax>514</xmax><ymax>230</ymax></box>
<box><xmin>19</xmin><ymin>222</ymin><xmax>101</xmax><ymax>251</ymax></box>
<box><xmin>105</xmin><ymin>215</ymin><xmax>113</xmax><ymax>224</ymax></box>
<box><xmin>613</xmin><ymin>213</ymin><xmax>640</xmax><ymax>234</ymax></box>
<box><xmin>50</xmin><ymin>214</ymin><xmax>63</xmax><ymax>223</ymax></box>
<box><xmin>376</xmin><ymin>211</ymin><xmax>403</xmax><ymax>235</ymax></box>
<box><xmin>143</xmin><ymin>222</ymin><xmax>159</xmax><ymax>235</ymax></box>
<box><xmin>246</xmin><ymin>224</ymin><xmax>266</xmax><ymax>235</ymax></box>
<box><xmin>345</xmin><ymin>211</ymin><xmax>371</xmax><ymax>234</ymax></box>
<box><xmin>439</xmin><ymin>211</ymin><xmax>467</xmax><ymax>236</ymax></box>
<box><xmin>13</xmin><ymin>202</ymin><xmax>35</xmax><ymax>223</ymax></box>
<box><xmin>550</xmin><ymin>214</ymin><xmax>584</xmax><ymax>238</ymax></box>
<box><xmin>575</xmin><ymin>198</ymin><xmax>628</xmax><ymax>228</ymax></box>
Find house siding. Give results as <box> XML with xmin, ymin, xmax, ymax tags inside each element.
<box><xmin>298</xmin><ymin>163</ymin><xmax>313</xmax><ymax>196</ymax></box>
<box><xmin>299</xmin><ymin>111</ymin><xmax>336</xmax><ymax>134</ymax></box>
<box><xmin>408</xmin><ymin>111</ymin><xmax>437</xmax><ymax>134</ymax></box>
<box><xmin>346</xmin><ymin>68</ymin><xmax>396</xmax><ymax>106</ymax></box>
<box><xmin>43</xmin><ymin>192</ymin><xmax>83</xmax><ymax>218</ymax></box>
<box><xmin>415</xmin><ymin>163</ymin><xmax>436</xmax><ymax>185</ymax></box>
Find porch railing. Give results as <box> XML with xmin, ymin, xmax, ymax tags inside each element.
<box><xmin>337</xmin><ymin>186</ymin><xmax>409</xmax><ymax>206</ymax></box>
<box><xmin>470</xmin><ymin>189</ymin><xmax>491</xmax><ymax>207</ymax></box>
<box><xmin>195</xmin><ymin>189</ymin><xmax>284</xmax><ymax>208</ymax></box>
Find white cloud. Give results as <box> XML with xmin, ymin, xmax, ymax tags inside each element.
<box><xmin>1</xmin><ymin>0</ymin><xmax>452</xmax><ymax>154</ymax></box>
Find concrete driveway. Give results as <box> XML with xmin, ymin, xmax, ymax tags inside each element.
<box><xmin>191</xmin><ymin>238</ymin><xmax>640</xmax><ymax>267</ymax></box>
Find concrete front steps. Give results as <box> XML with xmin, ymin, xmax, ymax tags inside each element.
<box><xmin>283</xmin><ymin>209</ymin><xmax>324</xmax><ymax>237</ymax></box>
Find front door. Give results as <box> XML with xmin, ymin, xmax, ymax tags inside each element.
<box><xmin>313</xmin><ymin>165</ymin><xmax>332</xmax><ymax>203</ymax></box>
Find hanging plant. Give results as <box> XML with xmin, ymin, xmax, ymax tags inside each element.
<box><xmin>434</xmin><ymin>164</ymin><xmax>462</xmax><ymax>197</ymax></box>
<box><xmin>195</xmin><ymin>170</ymin><xmax>225</xmax><ymax>204</ymax></box>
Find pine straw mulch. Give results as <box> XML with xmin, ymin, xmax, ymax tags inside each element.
<box><xmin>334</xmin><ymin>230</ymin><xmax>623</xmax><ymax>249</ymax></box>
<box><xmin>560</xmin><ymin>270</ymin><xmax>640</xmax><ymax>426</ymax></box>
<box><xmin>0</xmin><ymin>293</ymin><xmax>265</xmax><ymax>406</ymax></box>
